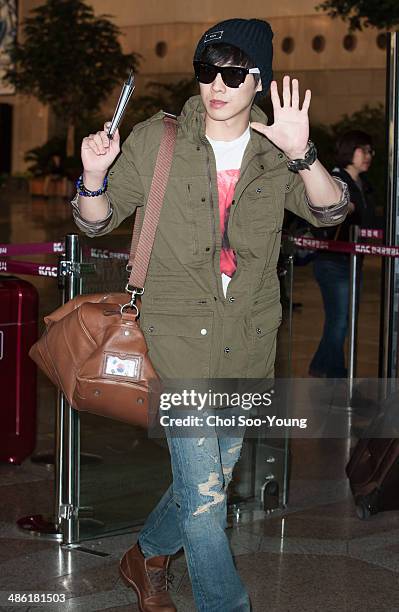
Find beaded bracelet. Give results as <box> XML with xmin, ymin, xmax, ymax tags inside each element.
<box><xmin>76</xmin><ymin>174</ymin><xmax>108</xmax><ymax>197</ymax></box>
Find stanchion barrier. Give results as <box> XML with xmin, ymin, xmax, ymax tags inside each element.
<box><xmin>292</xmin><ymin>235</ymin><xmax>399</xmax><ymax>258</ymax></box>
<box><xmin>59</xmin><ymin>234</ymin><xmax>82</xmax><ymax>546</ymax></box>
<box><xmin>15</xmin><ymin>237</ymin><xmax>84</xmax><ymax>543</ymax></box>
<box><xmin>2</xmin><ymin>231</ymin><xmax>387</xmax><ymax>271</ymax></box>
<box><xmin>0</xmin><ymin>259</ymin><xmax>58</xmax><ymax>277</ymax></box>
<box><xmin>0</xmin><ymin>241</ymin><xmax>65</xmax><ymax>256</ymax></box>
<box><xmin>348</xmin><ymin>226</ymin><xmax>360</xmax><ymax>406</ymax></box>
<box><xmin>0</xmin><ymin>241</ymin><xmax>129</xmax><ymax>259</ymax></box>
<box><xmin>15</xmin><ymin>236</ymin><xmax>101</xmax><ymax>545</ymax></box>
<box><xmin>0</xmin><ymin>228</ymin><xmax>384</xmax><ymax>260</ymax></box>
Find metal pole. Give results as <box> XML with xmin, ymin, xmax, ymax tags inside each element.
<box><xmin>379</xmin><ymin>32</ymin><xmax>399</xmax><ymax>386</ymax></box>
<box><xmin>18</xmin><ymin>246</ymin><xmax>98</xmax><ymax>541</ymax></box>
<box><xmin>53</xmin><ymin>390</ymin><xmax>64</xmax><ymax>530</ymax></box>
<box><xmin>282</xmin><ymin>254</ymin><xmax>294</xmax><ymax>507</ymax></box>
<box><xmin>347</xmin><ymin>225</ymin><xmax>360</xmax><ymax>406</ymax></box>
<box><xmin>16</xmin><ymin>260</ymin><xmax>67</xmax><ymax>541</ymax></box>
<box><xmin>286</xmin><ymin>254</ymin><xmax>294</xmax><ymax>381</ymax></box>
<box><xmin>60</xmin><ymin>234</ymin><xmax>81</xmax><ymax>545</ymax></box>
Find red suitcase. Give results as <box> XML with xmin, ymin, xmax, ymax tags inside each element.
<box><xmin>0</xmin><ymin>276</ymin><xmax>38</xmax><ymax>463</ymax></box>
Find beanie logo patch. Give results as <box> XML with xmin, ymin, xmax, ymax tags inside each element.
<box><xmin>204</xmin><ymin>30</ymin><xmax>224</xmax><ymax>43</ymax></box>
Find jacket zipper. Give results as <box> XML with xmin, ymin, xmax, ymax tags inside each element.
<box><xmin>205</xmin><ymin>147</ymin><xmax>217</xmax><ymax>255</ymax></box>
<box><xmin>203</xmin><ymin>144</ymin><xmax>264</xmax><ymax>298</ymax></box>
<box><xmin>204</xmin><ymin>143</ymin><xmax>221</xmax><ymax>298</ymax></box>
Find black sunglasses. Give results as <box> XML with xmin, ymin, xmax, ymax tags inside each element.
<box><xmin>193</xmin><ymin>61</ymin><xmax>260</xmax><ymax>88</ymax></box>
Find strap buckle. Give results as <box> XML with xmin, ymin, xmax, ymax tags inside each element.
<box><xmin>120</xmin><ymin>285</ymin><xmax>144</xmax><ymax>316</ymax></box>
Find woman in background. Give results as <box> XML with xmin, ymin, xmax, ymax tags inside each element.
<box><xmin>309</xmin><ymin>130</ymin><xmax>376</xmax><ymax>378</ymax></box>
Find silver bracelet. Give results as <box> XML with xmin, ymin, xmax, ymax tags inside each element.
<box><xmin>306</xmin><ymin>177</ymin><xmax>349</xmax><ymax>224</ymax></box>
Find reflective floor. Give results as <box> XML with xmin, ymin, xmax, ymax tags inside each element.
<box><xmin>0</xmin><ymin>183</ymin><xmax>395</xmax><ymax>612</ymax></box>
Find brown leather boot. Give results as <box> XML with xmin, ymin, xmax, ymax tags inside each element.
<box><xmin>119</xmin><ymin>543</ymin><xmax>177</xmax><ymax>612</ymax></box>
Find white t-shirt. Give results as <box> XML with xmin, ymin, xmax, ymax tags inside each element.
<box><xmin>206</xmin><ymin>127</ymin><xmax>250</xmax><ymax>297</ymax></box>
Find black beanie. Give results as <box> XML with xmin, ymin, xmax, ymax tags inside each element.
<box><xmin>193</xmin><ymin>18</ymin><xmax>274</xmax><ymax>97</ymax></box>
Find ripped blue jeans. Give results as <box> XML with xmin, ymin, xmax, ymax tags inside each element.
<box><xmin>138</xmin><ymin>407</ymin><xmax>250</xmax><ymax>612</ymax></box>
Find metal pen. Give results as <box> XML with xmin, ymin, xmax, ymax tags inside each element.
<box><xmin>107</xmin><ymin>70</ymin><xmax>135</xmax><ymax>139</ymax></box>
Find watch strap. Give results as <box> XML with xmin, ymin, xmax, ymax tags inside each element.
<box><xmin>287</xmin><ymin>141</ymin><xmax>317</xmax><ymax>173</ymax></box>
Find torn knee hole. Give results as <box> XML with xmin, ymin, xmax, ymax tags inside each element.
<box><xmin>193</xmin><ymin>472</ymin><xmax>225</xmax><ymax>516</ymax></box>
<box><xmin>227</xmin><ymin>443</ymin><xmax>242</xmax><ymax>455</ymax></box>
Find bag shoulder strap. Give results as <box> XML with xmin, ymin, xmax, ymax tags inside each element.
<box><xmin>127</xmin><ymin>114</ymin><xmax>178</xmax><ymax>290</ymax></box>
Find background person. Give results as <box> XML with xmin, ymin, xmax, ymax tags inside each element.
<box><xmin>309</xmin><ymin>130</ymin><xmax>376</xmax><ymax>378</ymax></box>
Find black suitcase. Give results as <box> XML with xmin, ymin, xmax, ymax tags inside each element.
<box><xmin>346</xmin><ymin>393</ymin><xmax>399</xmax><ymax>520</ymax></box>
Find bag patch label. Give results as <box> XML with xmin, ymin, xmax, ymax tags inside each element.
<box><xmin>104</xmin><ymin>354</ymin><xmax>141</xmax><ymax>379</ymax></box>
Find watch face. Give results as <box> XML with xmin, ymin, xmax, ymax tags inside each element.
<box><xmin>287</xmin><ymin>142</ymin><xmax>317</xmax><ymax>172</ymax></box>
<box><xmin>287</xmin><ymin>159</ymin><xmax>307</xmax><ymax>173</ymax></box>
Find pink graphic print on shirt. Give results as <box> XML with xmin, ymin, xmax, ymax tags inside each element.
<box><xmin>217</xmin><ymin>169</ymin><xmax>240</xmax><ymax>277</ymax></box>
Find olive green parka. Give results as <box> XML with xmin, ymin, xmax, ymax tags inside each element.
<box><xmin>74</xmin><ymin>95</ymin><xmax>346</xmax><ymax>379</ymax></box>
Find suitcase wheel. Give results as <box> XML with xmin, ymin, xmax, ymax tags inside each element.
<box><xmin>355</xmin><ymin>493</ymin><xmax>378</xmax><ymax>520</ymax></box>
<box><xmin>356</xmin><ymin>499</ymin><xmax>371</xmax><ymax>520</ymax></box>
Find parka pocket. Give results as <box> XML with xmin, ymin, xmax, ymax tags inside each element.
<box><xmin>140</xmin><ymin>311</ymin><xmax>214</xmax><ymax>379</ymax></box>
<box><xmin>157</xmin><ymin>179</ymin><xmax>212</xmax><ymax>265</ymax></box>
<box><xmin>244</xmin><ymin>180</ymin><xmax>284</xmax><ymax>236</ymax></box>
<box><xmin>243</xmin><ymin>194</ymin><xmax>282</xmax><ymax>266</ymax></box>
<box><xmin>247</xmin><ymin>302</ymin><xmax>282</xmax><ymax>378</ymax></box>
<box><xmin>246</xmin><ymin>194</ymin><xmax>277</xmax><ymax>235</ymax></box>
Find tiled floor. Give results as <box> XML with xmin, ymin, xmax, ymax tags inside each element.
<box><xmin>0</xmin><ymin>185</ymin><xmax>396</xmax><ymax>612</ymax></box>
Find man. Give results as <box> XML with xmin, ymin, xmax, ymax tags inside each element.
<box><xmin>72</xmin><ymin>18</ymin><xmax>348</xmax><ymax>612</ymax></box>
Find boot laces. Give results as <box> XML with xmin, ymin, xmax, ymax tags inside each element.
<box><xmin>148</xmin><ymin>567</ymin><xmax>173</xmax><ymax>593</ymax></box>
<box><xmin>167</xmin><ymin>572</ymin><xmax>175</xmax><ymax>588</ymax></box>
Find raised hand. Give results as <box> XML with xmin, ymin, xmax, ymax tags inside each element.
<box><xmin>251</xmin><ymin>76</ymin><xmax>311</xmax><ymax>159</ymax></box>
<box><xmin>81</xmin><ymin>121</ymin><xmax>121</xmax><ymax>176</ymax></box>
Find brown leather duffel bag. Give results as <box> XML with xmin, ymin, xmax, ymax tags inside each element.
<box><xmin>29</xmin><ymin>116</ymin><xmax>178</xmax><ymax>428</ymax></box>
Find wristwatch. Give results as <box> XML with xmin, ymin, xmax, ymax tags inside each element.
<box><xmin>286</xmin><ymin>140</ymin><xmax>317</xmax><ymax>173</ymax></box>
